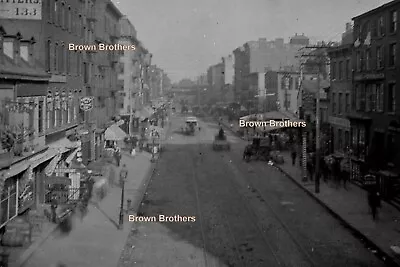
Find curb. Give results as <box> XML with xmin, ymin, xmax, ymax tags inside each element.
<box><xmin>274</xmin><ymin>164</ymin><xmax>400</xmax><ymax>267</ymax></box>
<box><xmin>131</xmin><ymin>124</ymin><xmax>172</xmax><ymax>216</ymax></box>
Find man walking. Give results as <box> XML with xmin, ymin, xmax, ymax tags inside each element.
<box><xmin>368</xmin><ymin>188</ymin><xmax>381</xmax><ymax>220</ymax></box>
<box><xmin>291</xmin><ymin>148</ymin><xmax>297</xmax><ymax>166</ymax></box>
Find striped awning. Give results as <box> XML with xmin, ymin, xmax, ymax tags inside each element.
<box><xmin>65</xmin><ymin>148</ymin><xmax>79</xmax><ymax>164</ymax></box>
<box><xmin>44</xmin><ymin>153</ymin><xmax>62</xmax><ymax>176</ymax></box>
<box><xmin>29</xmin><ymin>148</ymin><xmax>59</xmax><ymax>169</ymax></box>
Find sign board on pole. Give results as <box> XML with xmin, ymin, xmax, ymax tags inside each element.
<box><xmin>80</xmin><ymin>97</ymin><xmax>94</xmax><ymax>111</ymax></box>
<box><xmin>0</xmin><ymin>1</ymin><xmax>42</xmax><ymax>20</ymax></box>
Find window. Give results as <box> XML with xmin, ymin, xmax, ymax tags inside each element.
<box><xmin>331</xmin><ymin>61</ymin><xmax>336</xmax><ymax>79</ymax></box>
<box><xmin>365</xmin><ymin>49</ymin><xmax>371</xmax><ymax>70</ymax></box>
<box><xmin>47</xmin><ymin>95</ymin><xmax>53</xmax><ymax>129</ymax></box>
<box><xmin>61</xmin><ymin>2</ymin><xmax>65</xmax><ymax>28</ymax></box>
<box><xmin>38</xmin><ymin>100</ymin><xmax>44</xmax><ymax>134</ymax></box>
<box><xmin>338</xmin><ymin>61</ymin><xmax>343</xmax><ymax>80</ymax></box>
<box><xmin>45</xmin><ymin>40</ymin><xmax>51</xmax><ymax>72</ymax></box>
<box><xmin>376</xmin><ymin>83</ymin><xmax>384</xmax><ymax>112</ymax></box>
<box><xmin>388</xmin><ymin>83</ymin><xmax>396</xmax><ymax>113</ymax></box>
<box><xmin>47</xmin><ymin>0</ymin><xmax>53</xmax><ymax>23</ymax></box>
<box><xmin>390</xmin><ymin>11</ymin><xmax>397</xmax><ymax>33</ymax></box>
<box><xmin>332</xmin><ymin>93</ymin><xmax>336</xmax><ymax>114</ymax></box>
<box><xmin>356</xmin><ymin>84</ymin><xmax>366</xmax><ymax>111</ymax></box>
<box><xmin>366</xmin><ymin>84</ymin><xmax>371</xmax><ymax>111</ymax></box>
<box><xmin>338</xmin><ymin>93</ymin><xmax>343</xmax><ymax>114</ymax></box>
<box><xmin>59</xmin><ymin>44</ymin><xmax>64</xmax><ymax>73</ymax></box>
<box><xmin>346</xmin><ymin>59</ymin><xmax>351</xmax><ymax>79</ymax></box>
<box><xmin>54</xmin><ymin>0</ymin><xmax>58</xmax><ymax>25</ymax></box>
<box><xmin>54</xmin><ymin>42</ymin><xmax>58</xmax><ymax>72</ymax></box>
<box><xmin>370</xmin><ymin>84</ymin><xmax>377</xmax><ymax>111</ymax></box>
<box><xmin>67</xmin><ymin>7</ymin><xmax>72</xmax><ymax>31</ymax></box>
<box><xmin>338</xmin><ymin>129</ymin><xmax>343</xmax><ymax>150</ymax></box>
<box><xmin>378</xmin><ymin>16</ymin><xmax>384</xmax><ymax>36</ymax></box>
<box><xmin>0</xmin><ymin>178</ymin><xmax>18</xmax><ymax>227</ymax></box>
<box><xmin>29</xmin><ymin>100</ymin><xmax>34</xmax><ymax>133</ymax></box>
<box><xmin>376</xmin><ymin>46</ymin><xmax>383</xmax><ymax>69</ymax></box>
<box><xmin>66</xmin><ymin>48</ymin><xmax>70</xmax><ymax>74</ymax></box>
<box><xmin>3</xmin><ymin>40</ymin><xmax>13</xmax><ymax>58</ymax></box>
<box><xmin>345</xmin><ymin>93</ymin><xmax>350</xmax><ymax>113</ymax></box>
<box><xmin>356</xmin><ymin>51</ymin><xmax>361</xmax><ymax>71</ymax></box>
<box><xmin>389</xmin><ymin>43</ymin><xmax>396</xmax><ymax>66</ymax></box>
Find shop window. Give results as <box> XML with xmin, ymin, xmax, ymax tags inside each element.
<box><xmin>0</xmin><ymin>178</ymin><xmax>18</xmax><ymax>227</ymax></box>
<box><xmin>388</xmin><ymin>83</ymin><xmax>396</xmax><ymax>113</ymax></box>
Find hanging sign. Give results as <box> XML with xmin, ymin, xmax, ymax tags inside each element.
<box><xmin>47</xmin><ymin>91</ymin><xmax>53</xmax><ymax>111</ymax></box>
<box><xmin>80</xmin><ymin>97</ymin><xmax>94</xmax><ymax>111</ymax></box>
<box><xmin>54</xmin><ymin>91</ymin><xmax>61</xmax><ymax>110</ymax></box>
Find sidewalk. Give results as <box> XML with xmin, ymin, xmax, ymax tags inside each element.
<box><xmin>17</xmin><ymin>151</ymin><xmax>155</xmax><ymax>267</ymax></box>
<box><xmin>275</xmin><ymin>151</ymin><xmax>400</xmax><ymax>266</ymax></box>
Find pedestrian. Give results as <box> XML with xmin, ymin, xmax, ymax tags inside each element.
<box><xmin>291</xmin><ymin>148</ymin><xmax>297</xmax><ymax>166</ymax></box>
<box><xmin>307</xmin><ymin>156</ymin><xmax>314</xmax><ymax>181</ymax></box>
<box><xmin>368</xmin><ymin>188</ymin><xmax>381</xmax><ymax>220</ymax></box>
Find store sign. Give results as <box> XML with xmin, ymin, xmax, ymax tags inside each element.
<box><xmin>354</xmin><ymin>73</ymin><xmax>384</xmax><ymax>81</ymax></box>
<box><xmin>80</xmin><ymin>97</ymin><xmax>94</xmax><ymax>111</ymax></box>
<box><xmin>0</xmin><ymin>1</ymin><xmax>42</xmax><ymax>20</ymax></box>
<box><xmin>44</xmin><ymin>176</ymin><xmax>71</xmax><ymax>185</ymax></box>
<box><xmin>54</xmin><ymin>168</ymin><xmax>77</xmax><ymax>174</ymax></box>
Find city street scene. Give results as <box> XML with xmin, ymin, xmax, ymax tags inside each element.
<box><xmin>0</xmin><ymin>0</ymin><xmax>400</xmax><ymax>266</ymax></box>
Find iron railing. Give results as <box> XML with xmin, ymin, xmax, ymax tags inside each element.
<box><xmin>44</xmin><ymin>187</ymin><xmax>83</xmax><ymax>204</ymax></box>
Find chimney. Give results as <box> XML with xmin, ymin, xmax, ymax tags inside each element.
<box><xmin>14</xmin><ymin>32</ymin><xmax>22</xmax><ymax>65</ymax></box>
<box><xmin>346</xmin><ymin>22</ymin><xmax>351</xmax><ymax>31</ymax></box>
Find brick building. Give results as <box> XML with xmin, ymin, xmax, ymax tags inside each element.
<box><xmin>350</xmin><ymin>0</ymin><xmax>400</xmax><ymax>184</ymax></box>
<box><xmin>327</xmin><ymin>23</ymin><xmax>353</xmax><ymax>155</ymax></box>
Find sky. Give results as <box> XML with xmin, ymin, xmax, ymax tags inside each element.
<box><xmin>112</xmin><ymin>0</ymin><xmax>392</xmax><ymax>82</ymax></box>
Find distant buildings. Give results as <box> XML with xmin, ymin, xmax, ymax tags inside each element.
<box><xmin>233</xmin><ymin>35</ymin><xmax>309</xmax><ymax>105</ymax></box>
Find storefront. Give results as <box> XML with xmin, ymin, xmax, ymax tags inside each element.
<box><xmin>0</xmin><ymin>161</ymin><xmax>30</xmax><ymax>228</ymax></box>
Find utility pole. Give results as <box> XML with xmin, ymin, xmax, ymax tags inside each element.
<box><xmin>300</xmin><ymin>43</ymin><xmax>332</xmax><ymax>193</ymax></box>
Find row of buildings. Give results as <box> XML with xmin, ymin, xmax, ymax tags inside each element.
<box><xmin>0</xmin><ymin>0</ymin><xmax>168</xmax><ymax>230</ymax></box>
<box><xmin>200</xmin><ymin>0</ymin><xmax>400</xmax><ymax>193</ymax></box>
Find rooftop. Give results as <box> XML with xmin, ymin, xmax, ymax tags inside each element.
<box><xmin>352</xmin><ymin>0</ymin><xmax>399</xmax><ymax>20</ymax></box>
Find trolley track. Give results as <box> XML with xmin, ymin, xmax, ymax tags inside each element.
<box><xmin>202</xmin><ymin>121</ymin><xmax>316</xmax><ymax>266</ymax></box>
<box><xmin>192</xmin><ymin>126</ymin><xmax>283</xmax><ymax>266</ymax></box>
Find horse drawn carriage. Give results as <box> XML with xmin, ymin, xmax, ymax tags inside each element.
<box><xmin>242</xmin><ymin>137</ymin><xmax>272</xmax><ymax>162</ymax></box>
<box><xmin>181</xmin><ymin>117</ymin><xmax>197</xmax><ymax>135</ymax></box>
<box><xmin>212</xmin><ymin>128</ymin><xmax>230</xmax><ymax>150</ymax></box>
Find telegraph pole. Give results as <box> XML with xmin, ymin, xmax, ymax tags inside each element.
<box><xmin>300</xmin><ymin>43</ymin><xmax>333</xmax><ymax>193</ymax></box>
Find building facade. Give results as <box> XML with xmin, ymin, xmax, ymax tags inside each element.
<box><xmin>207</xmin><ymin>62</ymin><xmax>224</xmax><ymax>104</ymax></box>
<box><xmin>117</xmin><ymin>16</ymin><xmax>138</xmax><ymax>117</ymax></box>
<box><xmin>92</xmin><ymin>0</ymin><xmax>123</xmax><ymax>128</ymax></box>
<box><xmin>350</xmin><ymin>0</ymin><xmax>400</xmax><ymax>183</ymax></box>
<box><xmin>327</xmin><ymin>43</ymin><xmax>352</xmax><ymax>155</ymax></box>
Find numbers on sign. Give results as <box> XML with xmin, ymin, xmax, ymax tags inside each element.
<box><xmin>15</xmin><ymin>7</ymin><xmax>37</xmax><ymax>16</ymax></box>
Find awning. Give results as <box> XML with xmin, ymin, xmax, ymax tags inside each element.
<box><xmin>65</xmin><ymin>148</ymin><xmax>79</xmax><ymax>164</ymax></box>
<box><xmin>29</xmin><ymin>148</ymin><xmax>59</xmax><ymax>169</ymax></box>
<box><xmin>48</xmin><ymin>138</ymin><xmax>81</xmax><ymax>152</ymax></box>
<box><xmin>44</xmin><ymin>153</ymin><xmax>62</xmax><ymax>176</ymax></box>
<box><xmin>1</xmin><ymin>161</ymin><xmax>30</xmax><ymax>180</ymax></box>
<box><xmin>105</xmin><ymin>124</ymin><xmax>128</xmax><ymax>141</ymax></box>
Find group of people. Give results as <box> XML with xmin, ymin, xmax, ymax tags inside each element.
<box><xmin>290</xmin><ymin>145</ymin><xmax>383</xmax><ymax>220</ymax></box>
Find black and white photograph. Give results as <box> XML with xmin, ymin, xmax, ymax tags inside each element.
<box><xmin>0</xmin><ymin>0</ymin><xmax>399</xmax><ymax>266</ymax></box>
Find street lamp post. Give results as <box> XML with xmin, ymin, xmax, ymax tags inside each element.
<box><xmin>118</xmin><ymin>165</ymin><xmax>128</xmax><ymax>229</ymax></box>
